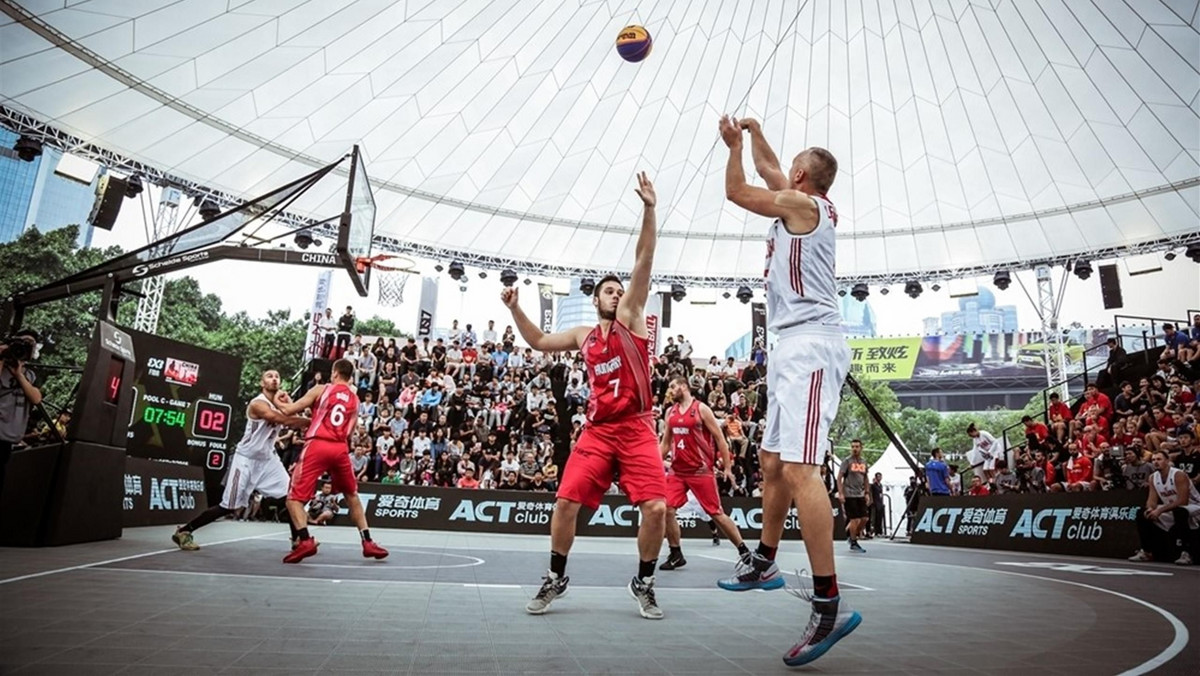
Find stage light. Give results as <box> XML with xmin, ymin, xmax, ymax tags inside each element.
<box><xmin>850</xmin><ymin>283</ymin><xmax>869</xmax><ymax>302</ymax></box>
<box><xmin>736</xmin><ymin>286</ymin><xmax>753</xmax><ymax>304</ymax></box>
<box><xmin>1164</xmin><ymin>251</ymin><xmax>1177</xmax><ymax>261</ymax></box>
<box><xmin>879</xmin><ymin>287</ymin><xmax>890</xmax><ymax>296</ymax></box>
<box><xmin>459</xmin><ymin>285</ymin><xmax>468</xmax><ymax>293</ymax></box>
<box><xmin>1073</xmin><ymin>259</ymin><xmax>1093</xmax><ymax>280</ymax></box>
<box><xmin>312</xmin><ymin>238</ymin><xmax>322</xmax><ymax>248</ymax></box>
<box><xmin>500</xmin><ymin>269</ymin><xmax>518</xmax><ymax>287</ymax></box>
<box><xmin>931</xmin><ymin>283</ymin><xmax>941</xmax><ymax>292</ymax></box>
<box><xmin>124</xmin><ymin>174</ymin><xmax>144</xmax><ymax>198</ymax></box>
<box><xmin>478</xmin><ymin>271</ymin><xmax>488</xmax><ymax>279</ymax></box>
<box><xmin>993</xmin><ymin>270</ymin><xmax>1011</xmax><ymax>290</ymax></box>
<box><xmin>671</xmin><ymin>284</ymin><xmax>686</xmax><ymax>302</ymax></box>
<box><xmin>434</xmin><ymin>263</ymin><xmax>444</xmax><ymax>273</ymax></box>
<box><xmin>722</xmin><ymin>291</ymin><xmax>731</xmax><ymax>299</ymax></box>
<box><xmin>904</xmin><ymin>280</ymin><xmax>923</xmax><ymax>299</ymax></box>
<box><xmin>579</xmin><ymin>278</ymin><xmax>595</xmax><ymax>295</ymax></box>
<box><xmin>448</xmin><ymin>261</ymin><xmax>465</xmax><ymax>281</ymax></box>
<box><xmin>198</xmin><ymin>198</ymin><xmax>221</xmax><ymax>221</ymax></box>
<box><xmin>523</xmin><ymin>278</ymin><xmax>532</xmax><ymax>285</ymax></box>
<box><xmin>837</xmin><ymin>287</ymin><xmax>847</xmax><ymax>297</ymax></box>
<box><xmin>13</xmin><ymin>135</ymin><xmax>42</xmax><ymax>162</ymax></box>
<box><xmin>294</xmin><ymin>232</ymin><xmax>314</xmax><ymax>249</ymax></box>
<box><xmin>1187</xmin><ymin>244</ymin><xmax>1200</xmax><ymax>263</ymax></box>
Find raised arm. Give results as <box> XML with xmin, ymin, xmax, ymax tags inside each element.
<box><xmin>500</xmin><ymin>287</ymin><xmax>588</xmax><ymax>353</ymax></box>
<box><xmin>617</xmin><ymin>171</ymin><xmax>656</xmax><ymax>333</ymax></box>
<box><xmin>720</xmin><ymin>115</ymin><xmax>819</xmax><ymax>235</ymax></box>
<box><xmin>276</xmin><ymin>384</ymin><xmax>325</xmax><ymax>416</ymax></box>
<box><xmin>699</xmin><ymin>403</ymin><xmax>734</xmax><ymax>481</ymax></box>
<box><xmin>739</xmin><ymin>118</ymin><xmax>788</xmax><ymax>190</ymax></box>
<box><xmin>249</xmin><ymin>399</ymin><xmax>309</xmax><ymax>429</ymax></box>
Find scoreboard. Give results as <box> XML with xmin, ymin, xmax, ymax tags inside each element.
<box><xmin>124</xmin><ymin>329</ymin><xmax>242</xmax><ymax>473</ymax></box>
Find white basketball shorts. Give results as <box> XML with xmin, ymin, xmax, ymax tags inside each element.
<box><xmin>762</xmin><ymin>325</ymin><xmax>850</xmax><ymax>465</ymax></box>
<box><xmin>220</xmin><ymin>453</ymin><xmax>291</xmax><ymax>510</ymax></box>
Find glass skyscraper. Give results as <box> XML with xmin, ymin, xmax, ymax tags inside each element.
<box><xmin>0</xmin><ymin>126</ymin><xmax>97</xmax><ymax>247</ymax></box>
<box><xmin>555</xmin><ymin>278</ymin><xmax>594</xmax><ymax>333</ymax></box>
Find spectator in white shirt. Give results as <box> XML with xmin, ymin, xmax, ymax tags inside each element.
<box><xmin>412</xmin><ymin>430</ymin><xmax>432</xmax><ymax>457</ymax></box>
<box><xmin>508</xmin><ymin>349</ymin><xmax>525</xmax><ymax>371</ymax></box>
<box><xmin>527</xmin><ymin>385</ymin><xmax>548</xmax><ymax>412</ymax></box>
<box><xmin>571</xmin><ymin>405</ymin><xmax>588</xmax><ymax>427</ymax></box>
<box><xmin>483</xmin><ymin>320</ymin><xmax>498</xmax><ymax>345</ymax></box>
<box><xmin>445</xmin><ymin>341</ymin><xmax>463</xmax><ymax>376</ymax></box>
<box><xmin>319</xmin><ymin>308</ymin><xmax>337</xmax><ymax>358</ymax></box>
<box><xmin>500</xmin><ymin>450</ymin><xmax>520</xmax><ymax>474</ymax></box>
<box><xmin>447</xmin><ymin>319</ymin><xmax>462</xmax><ymax>345</ymax></box>
<box><xmin>678</xmin><ymin>334</ymin><xmax>694</xmax><ymax>371</ymax></box>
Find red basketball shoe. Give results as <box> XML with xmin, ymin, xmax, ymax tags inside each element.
<box><xmin>282</xmin><ymin>538</ymin><xmax>319</xmax><ymax>564</ymax></box>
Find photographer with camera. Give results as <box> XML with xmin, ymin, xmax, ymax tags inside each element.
<box><xmin>0</xmin><ymin>330</ymin><xmax>44</xmax><ymax>494</ymax></box>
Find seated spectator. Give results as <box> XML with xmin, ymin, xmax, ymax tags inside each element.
<box><xmin>543</xmin><ymin>459</ymin><xmax>559</xmax><ymax>490</ymax></box>
<box><xmin>351</xmin><ymin>446</ymin><xmax>370</xmax><ymax>483</ymax></box>
<box><xmin>429</xmin><ymin>428</ymin><xmax>447</xmax><ymax>461</ymax></box>
<box><xmin>993</xmin><ymin>460</ymin><xmax>1020</xmax><ymax>494</ymax></box>
<box><xmin>307</xmin><ymin>481</ymin><xmax>340</xmax><ymax>525</ymax></box>
<box><xmin>1170</xmin><ymin>429</ymin><xmax>1199</xmax><ymax>484</ymax></box>
<box><xmin>457</xmin><ymin>468</ymin><xmax>480</xmax><ymax>490</ymax></box>
<box><xmin>1129</xmin><ymin>450</ymin><xmax>1198</xmax><ymax>565</ymax></box>
<box><xmin>1047</xmin><ymin>392</ymin><xmax>1072</xmax><ymax>442</ymax></box>
<box><xmin>948</xmin><ymin>464</ymin><xmax>962</xmax><ymax>496</ymax></box>
<box><xmin>1161</xmin><ymin>323</ymin><xmax>1191</xmax><ymax>363</ymax></box>
<box><xmin>500</xmin><ymin>450</ymin><xmax>520</xmax><ymax>475</ymax></box>
<box><xmin>399</xmin><ymin>450</ymin><xmax>417</xmax><ymax>484</ymax></box>
<box><xmin>528</xmin><ymin>471</ymin><xmax>551</xmax><ymax>492</ymax></box>
<box><xmin>726</xmin><ymin>413</ymin><xmax>748</xmax><ymax>460</ymax></box>
<box><xmin>518</xmin><ymin>451</ymin><xmax>541</xmax><ymax>489</ymax></box>
<box><xmin>381</xmin><ymin>466</ymin><xmax>403</xmax><ymax>485</ymax></box>
<box><xmin>1022</xmin><ymin>415</ymin><xmax>1049</xmax><ymax>452</ymax></box>
<box><xmin>478</xmin><ymin>465</ymin><xmax>499</xmax><ymax>490</ymax></box>
<box><xmin>412</xmin><ymin>430</ymin><xmax>433</xmax><ymax>457</ymax></box>
<box><xmin>445</xmin><ymin>340</ymin><xmax>463</xmax><ymax>376</ymax></box>
<box><xmin>1051</xmin><ymin>445</ymin><xmax>1094</xmax><ymax>493</ymax></box>
<box><xmin>500</xmin><ymin>470</ymin><xmax>520</xmax><ymax>490</ymax></box>
<box><xmin>1122</xmin><ymin>448</ymin><xmax>1154</xmax><ymax>490</ymax></box>
<box><xmin>967</xmin><ymin>475</ymin><xmax>990</xmax><ymax>496</ymax></box>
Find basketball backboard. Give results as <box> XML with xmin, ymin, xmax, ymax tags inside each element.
<box><xmin>338</xmin><ymin>145</ymin><xmax>376</xmax><ymax>297</ymax></box>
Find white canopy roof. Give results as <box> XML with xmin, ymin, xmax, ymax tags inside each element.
<box><xmin>2</xmin><ymin>0</ymin><xmax>1197</xmax><ymax>281</ymax></box>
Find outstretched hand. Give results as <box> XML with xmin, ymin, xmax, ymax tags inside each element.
<box><xmin>634</xmin><ymin>171</ymin><xmax>656</xmax><ymax>207</ymax></box>
<box><xmin>500</xmin><ymin>287</ymin><xmax>519</xmax><ymax>309</ymax></box>
<box><xmin>738</xmin><ymin>118</ymin><xmax>761</xmax><ymax>134</ymax></box>
<box><xmin>719</xmin><ymin>115</ymin><xmax>743</xmax><ymax>148</ymax></box>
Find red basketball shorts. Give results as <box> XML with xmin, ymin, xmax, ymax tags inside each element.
<box><xmin>557</xmin><ymin>416</ymin><xmax>667</xmax><ymax>509</ymax></box>
<box><xmin>665</xmin><ymin>472</ymin><xmax>723</xmax><ymax>516</ymax></box>
<box><xmin>288</xmin><ymin>439</ymin><xmax>358</xmax><ymax>502</ymax></box>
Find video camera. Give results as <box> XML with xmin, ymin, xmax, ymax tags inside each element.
<box><xmin>1</xmin><ymin>329</ymin><xmax>50</xmax><ymax>366</ymax></box>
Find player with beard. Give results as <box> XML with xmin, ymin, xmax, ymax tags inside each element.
<box><xmin>274</xmin><ymin>359</ymin><xmax>389</xmax><ymax>563</ymax></box>
<box><xmin>658</xmin><ymin>375</ymin><xmax>752</xmax><ymax>571</ymax></box>
<box><xmin>506</xmin><ymin>172</ymin><xmax>669</xmax><ymax>620</ymax></box>
<box><xmin>172</xmin><ymin>370</ymin><xmax>310</xmax><ymax>550</ymax></box>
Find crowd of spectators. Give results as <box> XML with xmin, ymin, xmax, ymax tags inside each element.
<box><xmin>282</xmin><ymin>310</ymin><xmax>772</xmax><ymax>500</ymax></box>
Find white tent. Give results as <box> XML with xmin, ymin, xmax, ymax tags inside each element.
<box><xmin>867</xmin><ymin>443</ymin><xmax>919</xmax><ymax>536</ymax></box>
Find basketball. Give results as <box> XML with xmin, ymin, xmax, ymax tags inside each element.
<box><xmin>616</xmin><ymin>24</ymin><xmax>652</xmax><ymax>62</ymax></box>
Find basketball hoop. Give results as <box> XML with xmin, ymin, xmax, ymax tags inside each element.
<box><xmin>355</xmin><ymin>254</ymin><xmax>417</xmax><ymax>307</ymax></box>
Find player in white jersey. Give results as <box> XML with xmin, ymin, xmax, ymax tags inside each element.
<box><xmin>715</xmin><ymin>115</ymin><xmax>860</xmax><ymax>667</ymax></box>
<box><xmin>171</xmin><ymin>370</ymin><xmax>310</xmax><ymax>550</ymax></box>
<box><xmin>1129</xmin><ymin>449</ymin><xmax>1199</xmax><ymax>565</ymax></box>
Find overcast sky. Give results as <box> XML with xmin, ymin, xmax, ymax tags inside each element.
<box><xmin>91</xmin><ymin>185</ymin><xmax>1198</xmax><ymax>359</ymax></box>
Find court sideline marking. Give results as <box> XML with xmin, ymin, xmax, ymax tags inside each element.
<box><xmin>0</xmin><ymin>532</ymin><xmax>278</xmax><ymax>586</ymax></box>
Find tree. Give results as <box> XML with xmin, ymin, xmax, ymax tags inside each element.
<box><xmin>0</xmin><ymin>226</ymin><xmax>128</xmax><ymax>410</ymax></box>
<box><xmin>355</xmin><ymin>315</ymin><xmax>402</xmax><ymax>339</ymax></box>
<box><xmin>892</xmin><ymin>407</ymin><xmax>942</xmax><ymax>460</ymax></box>
<box><xmin>829</xmin><ymin>378</ymin><xmax>900</xmax><ymax>457</ymax></box>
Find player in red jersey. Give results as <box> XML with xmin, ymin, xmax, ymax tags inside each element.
<box><xmin>658</xmin><ymin>375</ymin><xmax>751</xmax><ymax>571</ymax></box>
<box><xmin>505</xmin><ymin>172</ymin><xmax>668</xmax><ymax>620</ymax></box>
<box><xmin>274</xmin><ymin>358</ymin><xmax>388</xmax><ymax>563</ymax></box>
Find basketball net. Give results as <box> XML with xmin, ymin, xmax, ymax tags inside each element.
<box><xmin>356</xmin><ymin>254</ymin><xmax>412</xmax><ymax>307</ymax></box>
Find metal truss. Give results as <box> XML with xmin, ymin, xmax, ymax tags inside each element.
<box><xmin>4</xmin><ymin>105</ymin><xmax>1198</xmax><ymax>290</ymax></box>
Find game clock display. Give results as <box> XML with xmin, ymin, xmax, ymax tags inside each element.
<box><xmin>124</xmin><ymin>329</ymin><xmax>242</xmax><ymax>467</ymax></box>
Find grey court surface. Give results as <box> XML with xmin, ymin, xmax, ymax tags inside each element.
<box><xmin>0</xmin><ymin>524</ymin><xmax>1196</xmax><ymax>675</ymax></box>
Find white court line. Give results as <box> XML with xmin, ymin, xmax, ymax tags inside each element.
<box><xmin>694</xmin><ymin>554</ymin><xmax>875</xmax><ymax>591</ymax></box>
<box><xmin>0</xmin><ymin>533</ymin><xmax>279</xmax><ymax>586</ymax></box>
<box><xmin>879</xmin><ymin>558</ymin><xmax>1190</xmax><ymax>676</ymax></box>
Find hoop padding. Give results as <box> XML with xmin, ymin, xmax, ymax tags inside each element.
<box><xmin>376</xmin><ymin>270</ymin><xmax>412</xmax><ymax>307</ymax></box>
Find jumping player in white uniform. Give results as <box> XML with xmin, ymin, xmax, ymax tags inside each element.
<box><xmin>172</xmin><ymin>370</ymin><xmax>309</xmax><ymax>550</ymax></box>
<box><xmin>716</xmin><ymin>115</ymin><xmax>860</xmax><ymax>667</ymax></box>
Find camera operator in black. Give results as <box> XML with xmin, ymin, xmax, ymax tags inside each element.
<box><xmin>0</xmin><ymin>330</ymin><xmax>44</xmax><ymax>494</ymax></box>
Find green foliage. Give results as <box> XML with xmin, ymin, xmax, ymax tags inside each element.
<box><xmin>355</xmin><ymin>314</ymin><xmax>402</xmax><ymax>338</ymax></box>
<box><xmin>892</xmin><ymin>407</ymin><xmax>942</xmax><ymax>459</ymax></box>
<box><xmin>0</xmin><ymin>226</ymin><xmax>127</xmax><ymax>410</ymax></box>
<box><xmin>829</xmin><ymin>377</ymin><xmax>899</xmax><ymax>454</ymax></box>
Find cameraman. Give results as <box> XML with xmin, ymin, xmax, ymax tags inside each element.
<box><xmin>0</xmin><ymin>330</ymin><xmax>43</xmax><ymax>493</ymax></box>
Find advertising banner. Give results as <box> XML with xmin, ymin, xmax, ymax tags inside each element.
<box><xmin>751</xmin><ymin>303</ymin><xmax>767</xmax><ymax>351</ymax></box>
<box><xmin>645</xmin><ymin>293</ymin><xmax>662</xmax><ymax>360</ymax></box>
<box><xmin>417</xmin><ymin>277</ymin><xmax>438</xmax><ymax>339</ymax></box>
<box><xmin>848</xmin><ymin>328</ymin><xmax>1111</xmax><ymax>382</ymax></box>
<box><xmin>333</xmin><ymin>484</ymin><xmax>846</xmax><ymax>540</ymax></box>
<box><xmin>123</xmin><ymin>456</ymin><xmax>206</xmax><ymax>527</ymax></box>
<box><xmin>304</xmin><ymin>270</ymin><xmax>333</xmax><ymax>360</ymax></box>
<box><xmin>537</xmin><ymin>284</ymin><xmax>555</xmax><ymax>333</ymax></box>
<box><xmin>910</xmin><ymin>490</ymin><xmax>1144</xmax><ymax>559</ymax></box>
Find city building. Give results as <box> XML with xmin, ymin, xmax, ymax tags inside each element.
<box><xmin>555</xmin><ymin>278</ymin><xmax>593</xmax><ymax>333</ymax></box>
<box><xmin>925</xmin><ymin>287</ymin><xmax>1018</xmax><ymax>335</ymax></box>
<box><xmin>0</xmin><ymin>126</ymin><xmax>97</xmax><ymax>247</ymax></box>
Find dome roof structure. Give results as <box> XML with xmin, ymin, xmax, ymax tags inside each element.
<box><xmin>2</xmin><ymin>0</ymin><xmax>1197</xmax><ymax>285</ymax></box>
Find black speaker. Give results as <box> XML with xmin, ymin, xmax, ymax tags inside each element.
<box><xmin>1098</xmin><ymin>264</ymin><xmax>1123</xmax><ymax>310</ymax></box>
<box><xmin>88</xmin><ymin>174</ymin><xmax>127</xmax><ymax>231</ymax></box>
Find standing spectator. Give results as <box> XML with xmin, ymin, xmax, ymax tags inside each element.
<box><xmin>947</xmin><ymin>465</ymin><xmax>962</xmax><ymax>496</ymax></box>
<box><xmin>319</xmin><ymin>308</ymin><xmax>337</xmax><ymax>358</ymax></box>
<box><xmin>1099</xmin><ymin>337</ymin><xmax>1127</xmax><ymax>388</ymax></box>
<box><xmin>677</xmin><ymin>335</ymin><xmax>694</xmax><ymax>373</ymax></box>
<box><xmin>903</xmin><ymin>475</ymin><xmax>927</xmax><ymax>534</ymax></box>
<box><xmin>462</xmin><ymin>323</ymin><xmax>478</xmax><ymax>346</ymax></box>
<box><xmin>483</xmin><ymin>320</ymin><xmax>498</xmax><ymax>345</ymax></box>
<box><xmin>661</xmin><ymin>337</ymin><xmax>679</xmax><ymax>365</ymax></box>
<box><xmin>0</xmin><ymin>331</ymin><xmax>42</xmax><ymax>494</ymax></box>
<box><xmin>868</xmin><ymin>473</ymin><xmax>884</xmax><ymax>538</ymax></box>
<box><xmin>750</xmin><ymin>340</ymin><xmax>767</xmax><ymax>369</ymax></box>
<box><xmin>925</xmin><ymin>448</ymin><xmax>950</xmax><ymax>496</ymax></box>
<box><xmin>335</xmin><ymin>306</ymin><xmax>355</xmax><ymax>359</ymax></box>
